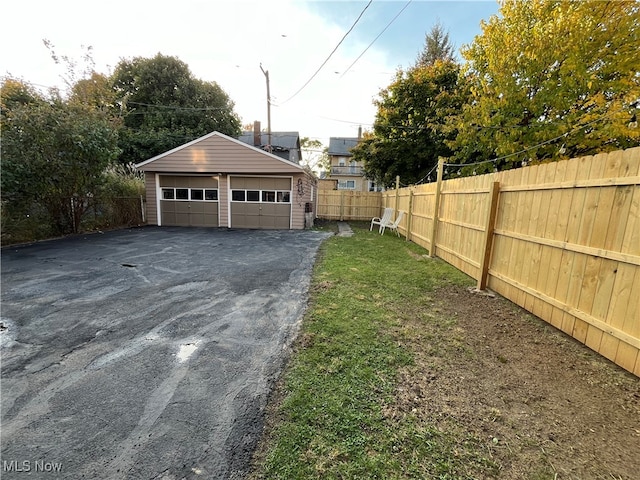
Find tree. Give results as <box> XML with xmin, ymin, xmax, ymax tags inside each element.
<box><xmin>1</xmin><ymin>78</ymin><xmax>121</xmax><ymax>233</ymax></box>
<box><xmin>70</xmin><ymin>71</ymin><xmax>120</xmax><ymax>112</ymax></box>
<box><xmin>111</xmin><ymin>53</ymin><xmax>242</xmax><ymax>164</ymax></box>
<box><xmin>416</xmin><ymin>21</ymin><xmax>455</xmax><ymax>67</ymax></box>
<box><xmin>300</xmin><ymin>137</ymin><xmax>328</xmax><ymax>175</ymax></box>
<box><xmin>450</xmin><ymin>0</ymin><xmax>640</xmax><ymax>167</ymax></box>
<box><xmin>351</xmin><ymin>60</ymin><xmax>466</xmax><ymax>186</ymax></box>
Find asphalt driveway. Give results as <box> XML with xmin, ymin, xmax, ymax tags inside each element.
<box><xmin>1</xmin><ymin>226</ymin><xmax>331</xmax><ymax>479</ymax></box>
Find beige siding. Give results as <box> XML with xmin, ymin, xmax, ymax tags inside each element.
<box><xmin>137</xmin><ymin>133</ymin><xmax>304</xmax><ymax>174</ymax></box>
<box><xmin>292</xmin><ymin>173</ymin><xmax>315</xmax><ymax>229</ymax></box>
<box><xmin>219</xmin><ymin>175</ymin><xmax>229</xmax><ymax>227</ymax></box>
<box><xmin>137</xmin><ymin>133</ymin><xmax>314</xmax><ymax>230</ymax></box>
<box><xmin>145</xmin><ymin>173</ymin><xmax>158</xmax><ymax>225</ymax></box>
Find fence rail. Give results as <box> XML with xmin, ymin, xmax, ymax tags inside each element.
<box><xmin>319</xmin><ymin>147</ymin><xmax>640</xmax><ymax>376</ymax></box>
<box><xmin>317</xmin><ymin>190</ymin><xmax>382</xmax><ymax>221</ymax></box>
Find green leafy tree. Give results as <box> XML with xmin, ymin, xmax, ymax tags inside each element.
<box><xmin>70</xmin><ymin>71</ymin><xmax>120</xmax><ymax>111</ymax></box>
<box><xmin>450</xmin><ymin>0</ymin><xmax>640</xmax><ymax>167</ymax></box>
<box><xmin>111</xmin><ymin>53</ymin><xmax>242</xmax><ymax>164</ymax></box>
<box><xmin>1</xmin><ymin>78</ymin><xmax>121</xmax><ymax>234</ymax></box>
<box><xmin>351</xmin><ymin>60</ymin><xmax>466</xmax><ymax>186</ymax></box>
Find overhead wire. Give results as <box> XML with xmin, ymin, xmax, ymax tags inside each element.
<box><xmin>409</xmin><ymin>103</ymin><xmax>634</xmax><ymax>185</ymax></box>
<box><xmin>6</xmin><ymin>77</ymin><xmax>636</xmax><ymax>167</ymax></box>
<box><xmin>275</xmin><ymin>0</ymin><xmax>373</xmax><ymax>106</ymax></box>
<box><xmin>340</xmin><ymin>0</ymin><xmax>412</xmax><ymax>78</ymax></box>
<box><xmin>442</xmin><ymin>105</ymin><xmax>626</xmax><ymax>169</ymax></box>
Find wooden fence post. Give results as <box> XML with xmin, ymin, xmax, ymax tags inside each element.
<box><xmin>429</xmin><ymin>158</ymin><xmax>444</xmax><ymax>258</ymax></box>
<box><xmin>477</xmin><ymin>181</ymin><xmax>500</xmax><ymax>290</ymax></box>
<box><xmin>406</xmin><ymin>188</ymin><xmax>414</xmax><ymax>242</ymax></box>
<box><xmin>339</xmin><ymin>191</ymin><xmax>345</xmax><ymax>221</ymax></box>
<box><xmin>394</xmin><ymin>175</ymin><xmax>400</xmax><ymax>214</ymax></box>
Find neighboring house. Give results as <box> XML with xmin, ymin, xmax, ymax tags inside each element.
<box><xmin>327</xmin><ymin>136</ymin><xmax>382</xmax><ymax>192</ymax></box>
<box><xmin>135</xmin><ymin>131</ymin><xmax>316</xmax><ymax>230</ymax></box>
<box><xmin>237</xmin><ymin>121</ymin><xmax>302</xmax><ymax>164</ymax></box>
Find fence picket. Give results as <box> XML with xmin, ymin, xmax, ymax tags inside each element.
<box><xmin>317</xmin><ymin>147</ymin><xmax>640</xmax><ymax>376</ymax></box>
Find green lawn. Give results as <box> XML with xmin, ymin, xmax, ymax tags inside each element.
<box><xmin>249</xmin><ymin>222</ymin><xmax>499</xmax><ymax>479</ymax></box>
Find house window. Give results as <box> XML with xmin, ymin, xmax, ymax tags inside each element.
<box><xmin>338</xmin><ymin>157</ymin><xmax>346</xmax><ymax>167</ymax></box>
<box><xmin>231</xmin><ymin>189</ymin><xmax>291</xmax><ymax>203</ymax></box>
<box><xmin>368</xmin><ymin>181</ymin><xmax>383</xmax><ymax>192</ymax></box>
<box><xmin>161</xmin><ymin>188</ymin><xmax>218</xmax><ymax>201</ymax></box>
<box><xmin>337</xmin><ymin>180</ymin><xmax>356</xmax><ymax>190</ymax></box>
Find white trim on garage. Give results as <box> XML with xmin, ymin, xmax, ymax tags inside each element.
<box><xmin>156</xmin><ymin>174</ymin><xmax>221</xmax><ymax>227</ymax></box>
<box><xmin>155</xmin><ymin>173</ymin><xmax>162</xmax><ymax>226</ymax></box>
<box><xmin>227</xmin><ymin>175</ymin><xmax>293</xmax><ymax>229</ymax></box>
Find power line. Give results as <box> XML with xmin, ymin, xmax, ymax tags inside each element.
<box><xmin>340</xmin><ymin>0</ymin><xmax>412</xmax><ymax>78</ymax></box>
<box><xmin>276</xmin><ymin>0</ymin><xmax>373</xmax><ymax>106</ymax></box>
<box><xmin>126</xmin><ymin>101</ymin><xmax>232</xmax><ymax>111</ymax></box>
<box><xmin>442</xmin><ymin>107</ymin><xmax>623</xmax><ymax>169</ymax></box>
<box><xmin>409</xmin><ymin>105</ymin><xmax>632</xmax><ymax>185</ymax></box>
<box><xmin>316</xmin><ymin>114</ymin><xmax>373</xmax><ymax>126</ymax></box>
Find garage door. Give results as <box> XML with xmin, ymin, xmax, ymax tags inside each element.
<box><xmin>159</xmin><ymin>176</ymin><xmax>219</xmax><ymax>227</ymax></box>
<box><xmin>230</xmin><ymin>177</ymin><xmax>291</xmax><ymax>229</ymax></box>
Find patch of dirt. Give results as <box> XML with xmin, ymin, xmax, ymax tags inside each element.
<box><xmin>389</xmin><ymin>285</ymin><xmax>640</xmax><ymax>479</ymax></box>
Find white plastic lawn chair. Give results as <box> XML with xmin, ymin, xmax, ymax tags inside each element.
<box><xmin>370</xmin><ymin>207</ymin><xmax>394</xmax><ymax>234</ymax></box>
<box><xmin>386</xmin><ymin>210</ymin><xmax>405</xmax><ymax>236</ymax></box>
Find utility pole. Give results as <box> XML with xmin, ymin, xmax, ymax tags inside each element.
<box><xmin>259</xmin><ymin>64</ymin><xmax>272</xmax><ymax>153</ymax></box>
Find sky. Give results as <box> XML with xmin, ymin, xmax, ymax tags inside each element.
<box><xmin>1</xmin><ymin>0</ymin><xmax>500</xmax><ymax>153</ymax></box>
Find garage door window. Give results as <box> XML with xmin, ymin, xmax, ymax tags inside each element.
<box><xmin>176</xmin><ymin>188</ymin><xmax>189</xmax><ymax>200</ymax></box>
<box><xmin>232</xmin><ymin>189</ymin><xmax>291</xmax><ymax>203</ymax></box>
<box><xmin>205</xmin><ymin>189</ymin><xmax>218</xmax><ymax>201</ymax></box>
<box><xmin>162</xmin><ymin>188</ymin><xmax>218</xmax><ymax>201</ymax></box>
<box><xmin>162</xmin><ymin>189</ymin><xmax>175</xmax><ymax>200</ymax></box>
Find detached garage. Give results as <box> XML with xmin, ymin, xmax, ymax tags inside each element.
<box><xmin>135</xmin><ymin>131</ymin><xmax>316</xmax><ymax>229</ymax></box>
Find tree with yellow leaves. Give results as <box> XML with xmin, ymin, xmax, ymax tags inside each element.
<box><xmin>450</xmin><ymin>0</ymin><xmax>640</xmax><ymax>169</ymax></box>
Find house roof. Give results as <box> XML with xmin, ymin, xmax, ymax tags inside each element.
<box><xmin>134</xmin><ymin>131</ymin><xmax>304</xmax><ymax>173</ymax></box>
<box><xmin>237</xmin><ymin>131</ymin><xmax>300</xmax><ymax>150</ymax></box>
<box><xmin>328</xmin><ymin>137</ymin><xmax>359</xmax><ymax>156</ymax></box>
<box><xmin>237</xmin><ymin>131</ymin><xmax>301</xmax><ymax>163</ymax></box>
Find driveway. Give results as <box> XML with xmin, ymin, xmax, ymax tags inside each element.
<box><xmin>1</xmin><ymin>226</ymin><xmax>331</xmax><ymax>479</ymax></box>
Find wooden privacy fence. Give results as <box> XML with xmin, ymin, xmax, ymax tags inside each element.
<box><xmin>376</xmin><ymin>147</ymin><xmax>640</xmax><ymax>376</ymax></box>
<box><xmin>317</xmin><ymin>190</ymin><xmax>382</xmax><ymax>221</ymax></box>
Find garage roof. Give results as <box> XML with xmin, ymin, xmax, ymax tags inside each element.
<box><xmin>135</xmin><ymin>131</ymin><xmax>305</xmax><ymax>174</ymax></box>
